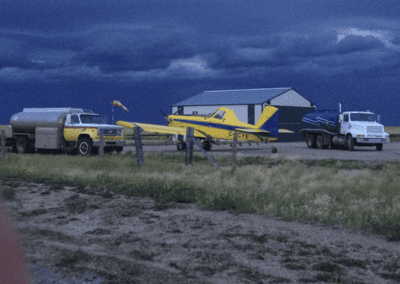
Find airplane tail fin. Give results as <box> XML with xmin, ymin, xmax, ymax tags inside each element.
<box><xmin>255</xmin><ymin>106</ymin><xmax>279</xmax><ymax>138</ymax></box>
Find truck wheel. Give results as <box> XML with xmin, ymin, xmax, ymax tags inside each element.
<box><xmin>77</xmin><ymin>138</ymin><xmax>92</xmax><ymax>156</ymax></box>
<box><xmin>347</xmin><ymin>134</ymin><xmax>354</xmax><ymax>151</ymax></box>
<box><xmin>376</xmin><ymin>144</ymin><xmax>383</xmax><ymax>151</ymax></box>
<box><xmin>15</xmin><ymin>136</ymin><xmax>28</xmax><ymax>154</ymax></box>
<box><xmin>306</xmin><ymin>135</ymin><xmax>316</xmax><ymax>149</ymax></box>
<box><xmin>316</xmin><ymin>135</ymin><xmax>326</xmax><ymax>149</ymax></box>
<box><xmin>115</xmin><ymin>146</ymin><xmax>123</xmax><ymax>154</ymax></box>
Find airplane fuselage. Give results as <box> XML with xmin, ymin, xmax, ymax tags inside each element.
<box><xmin>168</xmin><ymin>114</ymin><xmax>275</xmax><ymax>142</ymax></box>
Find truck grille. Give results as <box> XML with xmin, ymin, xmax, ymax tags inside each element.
<box><xmin>98</xmin><ymin>128</ymin><xmax>121</xmax><ymax>136</ymax></box>
<box><xmin>367</xmin><ymin>126</ymin><xmax>382</xmax><ymax>133</ymax></box>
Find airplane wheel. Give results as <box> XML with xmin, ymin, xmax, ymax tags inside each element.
<box><xmin>203</xmin><ymin>141</ymin><xmax>212</xmax><ymax>151</ymax></box>
<box><xmin>272</xmin><ymin>148</ymin><xmax>277</xmax><ymax>153</ymax></box>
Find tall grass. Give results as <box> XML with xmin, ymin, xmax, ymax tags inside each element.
<box><xmin>385</xmin><ymin>126</ymin><xmax>400</xmax><ymax>135</ymax></box>
<box><xmin>1</xmin><ymin>151</ymin><xmax>400</xmax><ymax>241</ymax></box>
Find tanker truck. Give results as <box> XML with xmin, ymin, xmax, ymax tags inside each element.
<box><xmin>3</xmin><ymin>108</ymin><xmax>125</xmax><ymax>156</ymax></box>
<box><xmin>299</xmin><ymin>104</ymin><xmax>389</xmax><ymax>151</ymax></box>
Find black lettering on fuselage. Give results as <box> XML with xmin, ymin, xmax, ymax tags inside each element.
<box><xmin>229</xmin><ymin>131</ymin><xmax>248</xmax><ymax>139</ymax></box>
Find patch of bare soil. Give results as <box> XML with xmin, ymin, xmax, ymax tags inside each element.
<box><xmin>1</xmin><ymin>179</ymin><xmax>400</xmax><ymax>284</ymax></box>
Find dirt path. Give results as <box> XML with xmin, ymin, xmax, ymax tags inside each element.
<box><xmin>1</xmin><ymin>179</ymin><xmax>400</xmax><ymax>284</ymax></box>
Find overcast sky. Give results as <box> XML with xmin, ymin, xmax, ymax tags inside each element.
<box><xmin>1</xmin><ymin>0</ymin><xmax>399</xmax><ymax>125</ymax></box>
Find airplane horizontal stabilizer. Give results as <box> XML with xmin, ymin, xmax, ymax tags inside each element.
<box><xmin>236</xmin><ymin>128</ymin><xmax>270</xmax><ymax>133</ymax></box>
<box><xmin>278</xmin><ymin>129</ymin><xmax>294</xmax><ymax>133</ymax></box>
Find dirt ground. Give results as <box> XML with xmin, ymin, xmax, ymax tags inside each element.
<box><xmin>1</xmin><ymin>178</ymin><xmax>400</xmax><ymax>284</ymax></box>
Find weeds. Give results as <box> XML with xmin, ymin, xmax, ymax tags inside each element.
<box><xmin>57</xmin><ymin>249</ymin><xmax>90</xmax><ymax>267</ymax></box>
<box><xmin>252</xmin><ymin>234</ymin><xmax>268</xmax><ymax>244</ymax></box>
<box><xmin>1</xmin><ymin>151</ymin><xmax>400</xmax><ymax>241</ymax></box>
<box><xmin>2</xmin><ymin>186</ymin><xmax>16</xmax><ymax>199</ymax></box>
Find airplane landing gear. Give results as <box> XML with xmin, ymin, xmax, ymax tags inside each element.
<box><xmin>202</xmin><ymin>141</ymin><xmax>212</xmax><ymax>151</ymax></box>
<box><xmin>266</xmin><ymin>140</ymin><xmax>278</xmax><ymax>153</ymax></box>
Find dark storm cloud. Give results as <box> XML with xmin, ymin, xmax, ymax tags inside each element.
<box><xmin>0</xmin><ymin>37</ymin><xmax>33</xmax><ymax>69</ymax></box>
<box><xmin>71</xmin><ymin>26</ymin><xmax>200</xmax><ymax>73</ymax></box>
<box><xmin>1</xmin><ymin>0</ymin><xmax>400</xmax><ymax>127</ymax></box>
<box><xmin>204</xmin><ymin>31</ymin><xmax>389</xmax><ymax>76</ymax></box>
<box><xmin>390</xmin><ymin>37</ymin><xmax>400</xmax><ymax>45</ymax></box>
<box><xmin>0</xmin><ymin>0</ymin><xmax>399</xmax><ymax>82</ymax></box>
<box><xmin>335</xmin><ymin>35</ymin><xmax>385</xmax><ymax>55</ymax></box>
<box><xmin>0</xmin><ymin>31</ymin><xmax>87</xmax><ymax>51</ymax></box>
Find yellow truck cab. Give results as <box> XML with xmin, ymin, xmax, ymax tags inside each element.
<box><xmin>63</xmin><ymin>111</ymin><xmax>125</xmax><ymax>155</ymax></box>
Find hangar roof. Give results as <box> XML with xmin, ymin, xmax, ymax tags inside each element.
<box><xmin>173</xmin><ymin>87</ymin><xmax>300</xmax><ymax>106</ymax></box>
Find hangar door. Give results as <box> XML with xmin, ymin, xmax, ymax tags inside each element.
<box><xmin>274</xmin><ymin>106</ymin><xmax>316</xmax><ymax>141</ymax></box>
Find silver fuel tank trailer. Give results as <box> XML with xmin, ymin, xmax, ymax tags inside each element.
<box><xmin>10</xmin><ymin>108</ymin><xmax>86</xmax><ymax>133</ymax></box>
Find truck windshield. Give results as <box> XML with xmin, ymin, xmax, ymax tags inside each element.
<box><xmin>79</xmin><ymin>115</ymin><xmax>106</xmax><ymax>124</ymax></box>
<box><xmin>350</xmin><ymin>113</ymin><xmax>375</xmax><ymax>122</ymax></box>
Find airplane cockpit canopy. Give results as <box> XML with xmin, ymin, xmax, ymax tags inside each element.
<box><xmin>213</xmin><ymin>110</ymin><xmax>226</xmax><ymax>119</ymax></box>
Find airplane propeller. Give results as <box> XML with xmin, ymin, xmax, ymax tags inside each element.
<box><xmin>159</xmin><ymin>110</ymin><xmax>169</xmax><ymax>121</ymax></box>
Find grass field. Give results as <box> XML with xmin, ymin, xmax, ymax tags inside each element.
<box><xmin>1</xmin><ymin>151</ymin><xmax>400</xmax><ymax>242</ymax></box>
<box><xmin>385</xmin><ymin>126</ymin><xmax>400</xmax><ymax>135</ymax></box>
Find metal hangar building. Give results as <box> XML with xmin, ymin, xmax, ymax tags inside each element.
<box><xmin>172</xmin><ymin>87</ymin><xmax>317</xmax><ymax>141</ymax></box>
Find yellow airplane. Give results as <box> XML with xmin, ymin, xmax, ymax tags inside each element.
<box><xmin>116</xmin><ymin>106</ymin><xmax>293</xmax><ymax>153</ymax></box>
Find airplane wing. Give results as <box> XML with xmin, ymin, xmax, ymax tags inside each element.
<box><xmin>116</xmin><ymin>121</ymin><xmax>206</xmax><ymax>138</ymax></box>
<box><xmin>236</xmin><ymin>128</ymin><xmax>294</xmax><ymax>134</ymax></box>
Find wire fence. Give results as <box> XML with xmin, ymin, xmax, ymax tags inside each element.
<box><xmin>0</xmin><ymin>128</ymin><xmax>258</xmax><ymax>168</ymax></box>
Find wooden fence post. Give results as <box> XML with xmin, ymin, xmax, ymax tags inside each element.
<box><xmin>232</xmin><ymin>133</ymin><xmax>238</xmax><ymax>164</ymax></box>
<box><xmin>134</xmin><ymin>127</ymin><xmax>144</xmax><ymax>167</ymax></box>
<box><xmin>186</xmin><ymin>127</ymin><xmax>194</xmax><ymax>166</ymax></box>
<box><xmin>0</xmin><ymin>130</ymin><xmax>5</xmax><ymax>159</ymax></box>
<box><xmin>192</xmin><ymin>139</ymin><xmax>220</xmax><ymax>170</ymax></box>
<box><xmin>99</xmin><ymin>131</ymin><xmax>104</xmax><ymax>160</ymax></box>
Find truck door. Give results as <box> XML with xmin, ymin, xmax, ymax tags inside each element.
<box><xmin>340</xmin><ymin>113</ymin><xmax>350</xmax><ymax>134</ymax></box>
<box><xmin>64</xmin><ymin>114</ymin><xmax>80</xmax><ymax>141</ymax></box>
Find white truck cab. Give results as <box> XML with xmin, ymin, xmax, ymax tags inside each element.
<box><xmin>339</xmin><ymin>111</ymin><xmax>390</xmax><ymax>146</ymax></box>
